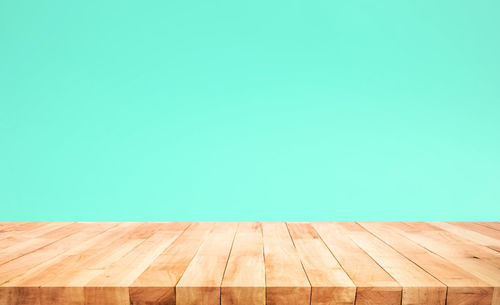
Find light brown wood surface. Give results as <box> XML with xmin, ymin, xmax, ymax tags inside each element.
<box><xmin>337</xmin><ymin>223</ymin><xmax>447</xmax><ymax>305</ymax></box>
<box><xmin>388</xmin><ymin>222</ymin><xmax>500</xmax><ymax>305</ymax></box>
<box><xmin>0</xmin><ymin>222</ymin><xmax>499</xmax><ymax>305</ymax></box>
<box><xmin>288</xmin><ymin>223</ymin><xmax>355</xmax><ymax>305</ymax></box>
<box><xmin>359</xmin><ymin>222</ymin><xmax>493</xmax><ymax>305</ymax></box>
<box><xmin>221</xmin><ymin>223</ymin><xmax>265</xmax><ymax>305</ymax></box>
<box><xmin>262</xmin><ymin>222</ymin><xmax>311</xmax><ymax>305</ymax></box>
<box><xmin>313</xmin><ymin>222</ymin><xmax>402</xmax><ymax>305</ymax></box>
<box><xmin>176</xmin><ymin>223</ymin><xmax>238</xmax><ymax>305</ymax></box>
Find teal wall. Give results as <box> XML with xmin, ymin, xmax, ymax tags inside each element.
<box><xmin>1</xmin><ymin>0</ymin><xmax>499</xmax><ymax>221</ymax></box>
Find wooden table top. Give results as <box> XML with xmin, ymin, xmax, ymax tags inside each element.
<box><xmin>0</xmin><ymin>222</ymin><xmax>498</xmax><ymax>305</ymax></box>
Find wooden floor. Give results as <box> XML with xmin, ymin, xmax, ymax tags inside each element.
<box><xmin>0</xmin><ymin>222</ymin><xmax>499</xmax><ymax>305</ymax></box>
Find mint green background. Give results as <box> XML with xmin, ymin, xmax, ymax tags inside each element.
<box><xmin>1</xmin><ymin>0</ymin><xmax>499</xmax><ymax>221</ymax></box>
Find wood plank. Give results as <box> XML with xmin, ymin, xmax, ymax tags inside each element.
<box><xmin>431</xmin><ymin>222</ymin><xmax>500</xmax><ymax>252</ymax></box>
<box><xmin>393</xmin><ymin>223</ymin><xmax>500</xmax><ymax>270</ymax></box>
<box><xmin>0</xmin><ymin>223</ymin><xmax>49</xmax><ymax>238</ymax></box>
<box><xmin>0</xmin><ymin>223</ymin><xmax>117</xmax><ymax>305</ymax></box>
<box><xmin>287</xmin><ymin>223</ymin><xmax>355</xmax><ymax>305</ymax></box>
<box><xmin>1</xmin><ymin>223</ymin><xmax>183</xmax><ymax>305</ymax></box>
<box><xmin>221</xmin><ymin>222</ymin><xmax>265</xmax><ymax>305</ymax></box>
<box><xmin>0</xmin><ymin>222</ymin><xmax>200</xmax><ymax>305</ymax></box>
<box><xmin>1</xmin><ymin>222</ymin><xmax>499</xmax><ymax>305</ymax></box>
<box><xmin>262</xmin><ymin>222</ymin><xmax>310</xmax><ymax>305</ymax></box>
<box><xmin>390</xmin><ymin>222</ymin><xmax>500</xmax><ymax>305</ymax></box>
<box><xmin>459</xmin><ymin>223</ymin><xmax>500</xmax><ymax>240</ymax></box>
<box><xmin>0</xmin><ymin>223</ymin><xmax>79</xmax><ymax>265</ymax></box>
<box><xmin>478</xmin><ymin>223</ymin><xmax>500</xmax><ymax>231</ymax></box>
<box><xmin>0</xmin><ymin>222</ymin><xmax>73</xmax><ymax>244</ymax></box>
<box><xmin>2</xmin><ymin>223</ymin><xmax>143</xmax><ymax>287</ymax></box>
<box><xmin>313</xmin><ymin>222</ymin><xmax>401</xmax><ymax>305</ymax></box>
<box><xmin>176</xmin><ymin>223</ymin><xmax>238</xmax><ymax>305</ymax></box>
<box><xmin>0</xmin><ymin>223</ymin><xmax>116</xmax><ymax>284</ymax></box>
<box><xmin>130</xmin><ymin>222</ymin><xmax>214</xmax><ymax>305</ymax></box>
<box><xmin>0</xmin><ymin>223</ymin><xmax>19</xmax><ymax>232</ymax></box>
<box><xmin>25</xmin><ymin>222</ymin><xmax>75</xmax><ymax>238</ymax></box>
<box><xmin>33</xmin><ymin>222</ymin><xmax>161</xmax><ymax>305</ymax></box>
<box><xmin>0</xmin><ymin>222</ymin><xmax>69</xmax><ymax>251</ymax></box>
<box><xmin>336</xmin><ymin>223</ymin><xmax>446</xmax><ymax>305</ymax></box>
<box><xmin>360</xmin><ymin>222</ymin><xmax>494</xmax><ymax>305</ymax></box>
<box><xmin>85</xmin><ymin>223</ymin><xmax>190</xmax><ymax>305</ymax></box>
<box><xmin>88</xmin><ymin>223</ymin><xmax>189</xmax><ymax>285</ymax></box>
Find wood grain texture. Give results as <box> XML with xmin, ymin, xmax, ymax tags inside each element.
<box><xmin>0</xmin><ymin>223</ymin><xmax>118</xmax><ymax>305</ymax></box>
<box><xmin>221</xmin><ymin>222</ymin><xmax>265</xmax><ymax>305</ymax></box>
<box><xmin>390</xmin><ymin>222</ymin><xmax>500</xmax><ymax>305</ymax></box>
<box><xmin>0</xmin><ymin>222</ymin><xmax>499</xmax><ymax>305</ymax></box>
<box><xmin>336</xmin><ymin>223</ymin><xmax>447</xmax><ymax>305</ymax></box>
<box><xmin>3</xmin><ymin>223</ymin><xmax>142</xmax><ymax>288</ymax></box>
<box><xmin>130</xmin><ymin>222</ymin><xmax>214</xmax><ymax>305</ymax></box>
<box><xmin>0</xmin><ymin>222</ymin><xmax>83</xmax><ymax>265</ymax></box>
<box><xmin>430</xmin><ymin>222</ymin><xmax>500</xmax><ymax>252</ymax></box>
<box><xmin>85</xmin><ymin>223</ymin><xmax>190</xmax><ymax>305</ymax></box>
<box><xmin>262</xmin><ymin>222</ymin><xmax>310</xmax><ymax>305</ymax></box>
<box><xmin>288</xmin><ymin>223</ymin><xmax>355</xmax><ymax>305</ymax></box>
<box><xmin>460</xmin><ymin>223</ymin><xmax>500</xmax><ymax>240</ymax></box>
<box><xmin>359</xmin><ymin>222</ymin><xmax>494</xmax><ymax>305</ymax></box>
<box><xmin>313</xmin><ymin>223</ymin><xmax>402</xmax><ymax>305</ymax></box>
<box><xmin>176</xmin><ymin>223</ymin><xmax>238</xmax><ymax>305</ymax></box>
<box><xmin>478</xmin><ymin>223</ymin><xmax>500</xmax><ymax>232</ymax></box>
